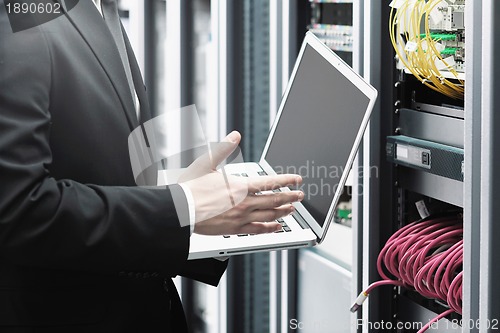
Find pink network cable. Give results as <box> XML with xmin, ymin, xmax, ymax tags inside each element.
<box><xmin>350</xmin><ymin>215</ymin><xmax>463</xmax><ymax>333</ymax></box>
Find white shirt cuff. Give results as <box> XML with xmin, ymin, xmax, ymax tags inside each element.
<box><xmin>179</xmin><ymin>183</ymin><xmax>196</xmax><ymax>235</ymax></box>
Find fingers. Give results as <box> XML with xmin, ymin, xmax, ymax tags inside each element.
<box><xmin>231</xmin><ymin>189</ymin><xmax>302</xmax><ymax>234</ymax></box>
<box><xmin>223</xmin><ymin>130</ymin><xmax>241</xmax><ymax>144</ymax></box>
<box><xmin>247</xmin><ymin>191</ymin><xmax>304</xmax><ymax>210</ymax></box>
<box><xmin>245</xmin><ymin>204</ymin><xmax>295</xmax><ymax>223</ymax></box>
<box><xmin>238</xmin><ymin>221</ymin><xmax>282</xmax><ymax>234</ymax></box>
<box><xmin>208</xmin><ymin>131</ymin><xmax>241</xmax><ymax>169</ymax></box>
<box><xmin>247</xmin><ymin>174</ymin><xmax>302</xmax><ymax>193</ymax></box>
<box><xmin>178</xmin><ymin>131</ymin><xmax>242</xmax><ymax>182</ymax></box>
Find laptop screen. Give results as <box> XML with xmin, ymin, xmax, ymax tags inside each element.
<box><xmin>264</xmin><ymin>44</ymin><xmax>371</xmax><ymax>227</ymax></box>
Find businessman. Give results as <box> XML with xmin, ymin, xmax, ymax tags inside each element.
<box><xmin>0</xmin><ymin>0</ymin><xmax>303</xmax><ymax>332</ymax></box>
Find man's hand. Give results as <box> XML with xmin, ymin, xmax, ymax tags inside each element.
<box><xmin>179</xmin><ymin>131</ymin><xmax>304</xmax><ymax>235</ymax></box>
<box><xmin>191</xmin><ymin>173</ymin><xmax>303</xmax><ymax>235</ymax></box>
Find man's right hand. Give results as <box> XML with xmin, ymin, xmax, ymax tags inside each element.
<box><xmin>179</xmin><ymin>131</ymin><xmax>304</xmax><ymax>235</ymax></box>
<box><xmin>187</xmin><ymin>172</ymin><xmax>303</xmax><ymax>235</ymax></box>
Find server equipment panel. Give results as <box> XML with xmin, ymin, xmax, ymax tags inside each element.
<box><xmin>352</xmin><ymin>1</ymin><xmax>467</xmax><ymax>332</ymax></box>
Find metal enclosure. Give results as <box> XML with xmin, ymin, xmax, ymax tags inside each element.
<box><xmin>358</xmin><ymin>1</ymin><xmax>500</xmax><ymax>332</ymax></box>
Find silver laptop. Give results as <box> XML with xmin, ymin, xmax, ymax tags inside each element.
<box><xmin>187</xmin><ymin>32</ymin><xmax>377</xmax><ymax>260</ymax></box>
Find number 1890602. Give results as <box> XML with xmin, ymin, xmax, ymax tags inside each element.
<box><xmin>6</xmin><ymin>2</ymin><xmax>61</xmax><ymax>14</ymax></box>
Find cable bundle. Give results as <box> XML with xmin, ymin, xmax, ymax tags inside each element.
<box><xmin>351</xmin><ymin>215</ymin><xmax>463</xmax><ymax>333</ymax></box>
<box><xmin>389</xmin><ymin>0</ymin><xmax>464</xmax><ymax>99</ymax></box>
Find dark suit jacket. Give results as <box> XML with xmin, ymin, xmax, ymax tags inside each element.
<box><xmin>0</xmin><ymin>1</ymin><xmax>227</xmax><ymax>332</ymax></box>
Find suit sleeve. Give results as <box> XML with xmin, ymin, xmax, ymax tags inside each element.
<box><xmin>0</xmin><ymin>9</ymin><xmax>190</xmax><ymax>276</ymax></box>
<box><xmin>180</xmin><ymin>259</ymin><xmax>229</xmax><ymax>286</ymax></box>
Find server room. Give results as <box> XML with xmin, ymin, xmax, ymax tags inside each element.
<box><xmin>0</xmin><ymin>0</ymin><xmax>499</xmax><ymax>332</ymax></box>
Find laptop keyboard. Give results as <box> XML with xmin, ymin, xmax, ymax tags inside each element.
<box><xmin>222</xmin><ymin>171</ymin><xmax>292</xmax><ymax>238</ymax></box>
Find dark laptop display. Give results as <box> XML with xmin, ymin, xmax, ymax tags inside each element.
<box><xmin>265</xmin><ymin>45</ymin><xmax>371</xmax><ymax>226</ymax></box>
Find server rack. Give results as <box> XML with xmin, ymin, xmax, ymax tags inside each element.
<box><xmin>361</xmin><ymin>0</ymin><xmax>465</xmax><ymax>331</ymax></box>
<box><xmin>358</xmin><ymin>1</ymin><xmax>500</xmax><ymax>333</ymax></box>
<box><xmin>295</xmin><ymin>1</ymin><xmax>500</xmax><ymax>332</ymax></box>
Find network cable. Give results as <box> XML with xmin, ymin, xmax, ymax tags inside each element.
<box><xmin>389</xmin><ymin>0</ymin><xmax>464</xmax><ymax>99</ymax></box>
<box><xmin>351</xmin><ymin>215</ymin><xmax>463</xmax><ymax>333</ymax></box>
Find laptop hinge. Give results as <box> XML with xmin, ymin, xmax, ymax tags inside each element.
<box><xmin>292</xmin><ymin>212</ymin><xmax>309</xmax><ymax>230</ymax></box>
